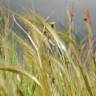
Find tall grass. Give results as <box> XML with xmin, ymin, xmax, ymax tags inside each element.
<box><xmin>0</xmin><ymin>6</ymin><xmax>96</xmax><ymax>96</ymax></box>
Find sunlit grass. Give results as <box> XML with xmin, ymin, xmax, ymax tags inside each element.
<box><xmin>0</xmin><ymin>6</ymin><xmax>96</xmax><ymax>96</ymax></box>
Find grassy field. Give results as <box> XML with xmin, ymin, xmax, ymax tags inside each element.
<box><xmin>0</xmin><ymin>6</ymin><xmax>96</xmax><ymax>96</ymax></box>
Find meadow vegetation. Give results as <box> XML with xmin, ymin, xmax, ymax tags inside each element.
<box><xmin>0</xmin><ymin>5</ymin><xmax>96</xmax><ymax>96</ymax></box>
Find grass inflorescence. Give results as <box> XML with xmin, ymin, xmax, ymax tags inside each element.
<box><xmin>0</xmin><ymin>5</ymin><xmax>96</xmax><ymax>96</ymax></box>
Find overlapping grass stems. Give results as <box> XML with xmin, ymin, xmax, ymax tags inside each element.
<box><xmin>0</xmin><ymin>6</ymin><xmax>96</xmax><ymax>96</ymax></box>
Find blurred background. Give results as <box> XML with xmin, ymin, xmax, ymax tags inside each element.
<box><xmin>0</xmin><ymin>0</ymin><xmax>96</xmax><ymax>33</ymax></box>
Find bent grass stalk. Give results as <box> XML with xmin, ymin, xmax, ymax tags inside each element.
<box><xmin>0</xmin><ymin>5</ymin><xmax>96</xmax><ymax>96</ymax></box>
<box><xmin>0</xmin><ymin>66</ymin><xmax>42</xmax><ymax>88</ymax></box>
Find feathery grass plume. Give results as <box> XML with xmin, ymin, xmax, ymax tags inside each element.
<box><xmin>84</xmin><ymin>8</ymin><xmax>93</xmax><ymax>54</ymax></box>
<box><xmin>13</xmin><ymin>14</ymin><xmax>53</xmax><ymax>96</ymax></box>
<box><xmin>13</xmin><ymin>15</ymin><xmax>44</xmax><ymax>70</ymax></box>
<box><xmin>73</xmin><ymin>47</ymin><xmax>94</xmax><ymax>96</ymax></box>
<box><xmin>0</xmin><ymin>13</ymin><xmax>10</xmax><ymax>79</ymax></box>
<box><xmin>0</xmin><ymin>3</ymin><xmax>96</xmax><ymax>96</ymax></box>
<box><xmin>83</xmin><ymin>8</ymin><xmax>96</xmax><ymax>71</ymax></box>
<box><xmin>28</xmin><ymin>12</ymin><xmax>81</xmax><ymax>96</ymax></box>
<box><xmin>67</xmin><ymin>5</ymin><xmax>75</xmax><ymax>57</ymax></box>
